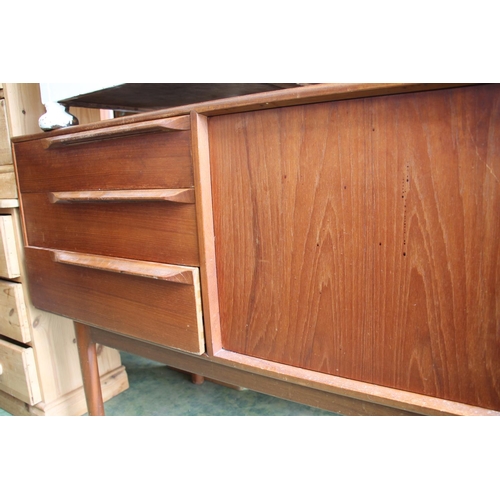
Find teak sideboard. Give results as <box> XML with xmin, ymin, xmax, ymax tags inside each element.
<box><xmin>11</xmin><ymin>83</ymin><xmax>500</xmax><ymax>416</ymax></box>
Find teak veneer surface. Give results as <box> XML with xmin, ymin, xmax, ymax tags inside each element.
<box><xmin>21</xmin><ymin>193</ymin><xmax>199</xmax><ymax>266</ymax></box>
<box><xmin>24</xmin><ymin>247</ymin><xmax>204</xmax><ymax>354</ymax></box>
<box><xmin>14</xmin><ymin>129</ymin><xmax>193</xmax><ymax>193</ymax></box>
<box><xmin>209</xmin><ymin>84</ymin><xmax>500</xmax><ymax>411</ymax></box>
<box><xmin>10</xmin><ymin>83</ymin><xmax>499</xmax><ymax>415</ymax></box>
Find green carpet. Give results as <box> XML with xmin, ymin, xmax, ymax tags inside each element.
<box><xmin>1</xmin><ymin>351</ymin><xmax>340</xmax><ymax>416</ymax></box>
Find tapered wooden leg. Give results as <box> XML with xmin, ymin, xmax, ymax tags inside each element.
<box><xmin>191</xmin><ymin>374</ymin><xmax>205</xmax><ymax>385</ymax></box>
<box><xmin>74</xmin><ymin>322</ymin><xmax>105</xmax><ymax>416</ymax></box>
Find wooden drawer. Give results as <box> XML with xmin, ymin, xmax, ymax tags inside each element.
<box><xmin>25</xmin><ymin>247</ymin><xmax>205</xmax><ymax>354</ymax></box>
<box><xmin>0</xmin><ymin>166</ymin><xmax>18</xmax><ymax>199</ymax></box>
<box><xmin>0</xmin><ymin>280</ymin><xmax>31</xmax><ymax>343</ymax></box>
<box><xmin>0</xmin><ymin>99</ymin><xmax>12</xmax><ymax>166</ymax></box>
<box><xmin>0</xmin><ymin>337</ymin><xmax>41</xmax><ymax>405</ymax></box>
<box><xmin>13</xmin><ymin>116</ymin><xmax>194</xmax><ymax>193</ymax></box>
<box><xmin>21</xmin><ymin>190</ymin><xmax>200</xmax><ymax>266</ymax></box>
<box><xmin>0</xmin><ymin>215</ymin><xmax>20</xmax><ymax>279</ymax></box>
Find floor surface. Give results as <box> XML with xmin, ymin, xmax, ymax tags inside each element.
<box><xmin>0</xmin><ymin>351</ymin><xmax>340</xmax><ymax>416</ymax></box>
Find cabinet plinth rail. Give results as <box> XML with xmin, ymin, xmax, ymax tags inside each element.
<box><xmin>52</xmin><ymin>250</ymin><xmax>196</xmax><ymax>285</ymax></box>
<box><xmin>48</xmin><ymin>188</ymin><xmax>195</xmax><ymax>204</ymax></box>
<box><xmin>41</xmin><ymin>116</ymin><xmax>190</xmax><ymax>149</ymax></box>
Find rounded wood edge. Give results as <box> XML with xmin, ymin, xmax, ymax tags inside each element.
<box><xmin>51</xmin><ymin>249</ymin><xmax>196</xmax><ymax>285</ymax></box>
<box><xmin>212</xmin><ymin>350</ymin><xmax>500</xmax><ymax>416</ymax></box>
<box><xmin>190</xmin><ymin>111</ymin><xmax>222</xmax><ymax>355</ymax></box>
<box><xmin>10</xmin><ymin>84</ymin><xmax>476</xmax><ymax>143</ymax></box>
<box><xmin>48</xmin><ymin>188</ymin><xmax>195</xmax><ymax>204</ymax></box>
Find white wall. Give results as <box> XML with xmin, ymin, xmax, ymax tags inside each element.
<box><xmin>39</xmin><ymin>83</ymin><xmax>122</xmax><ymax>104</ymax></box>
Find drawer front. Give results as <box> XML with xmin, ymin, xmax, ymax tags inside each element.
<box><xmin>14</xmin><ymin>117</ymin><xmax>193</xmax><ymax>193</ymax></box>
<box><xmin>0</xmin><ymin>280</ymin><xmax>31</xmax><ymax>343</ymax></box>
<box><xmin>21</xmin><ymin>192</ymin><xmax>200</xmax><ymax>266</ymax></box>
<box><xmin>0</xmin><ymin>166</ymin><xmax>18</xmax><ymax>199</ymax></box>
<box><xmin>0</xmin><ymin>337</ymin><xmax>41</xmax><ymax>405</ymax></box>
<box><xmin>0</xmin><ymin>215</ymin><xmax>20</xmax><ymax>279</ymax></box>
<box><xmin>25</xmin><ymin>247</ymin><xmax>205</xmax><ymax>354</ymax></box>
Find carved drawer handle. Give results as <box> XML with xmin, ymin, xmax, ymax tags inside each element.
<box><xmin>52</xmin><ymin>250</ymin><xmax>197</xmax><ymax>285</ymax></box>
<box><xmin>41</xmin><ymin>115</ymin><xmax>190</xmax><ymax>149</ymax></box>
<box><xmin>48</xmin><ymin>188</ymin><xmax>195</xmax><ymax>204</ymax></box>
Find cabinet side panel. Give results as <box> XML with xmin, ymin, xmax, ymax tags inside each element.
<box><xmin>208</xmin><ymin>84</ymin><xmax>500</xmax><ymax>411</ymax></box>
<box><xmin>0</xmin><ymin>99</ymin><xmax>13</xmax><ymax>165</ymax></box>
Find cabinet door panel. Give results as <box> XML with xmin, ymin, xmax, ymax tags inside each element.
<box><xmin>209</xmin><ymin>84</ymin><xmax>500</xmax><ymax>411</ymax></box>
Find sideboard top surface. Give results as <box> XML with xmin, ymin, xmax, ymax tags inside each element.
<box><xmin>10</xmin><ymin>83</ymin><xmax>477</xmax><ymax>142</ymax></box>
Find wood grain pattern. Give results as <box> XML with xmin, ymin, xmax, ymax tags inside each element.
<box><xmin>0</xmin><ymin>215</ymin><xmax>20</xmax><ymax>279</ymax></box>
<box><xmin>21</xmin><ymin>192</ymin><xmax>199</xmax><ymax>266</ymax></box>
<box><xmin>14</xmin><ymin>128</ymin><xmax>193</xmax><ymax>193</ymax></box>
<box><xmin>0</xmin><ymin>337</ymin><xmax>41</xmax><ymax>405</ymax></box>
<box><xmin>209</xmin><ymin>84</ymin><xmax>500</xmax><ymax>411</ymax></box>
<box><xmin>0</xmin><ymin>281</ymin><xmax>31</xmax><ymax>343</ymax></box>
<box><xmin>25</xmin><ymin>247</ymin><xmax>205</xmax><ymax>354</ymax></box>
<box><xmin>2</xmin><ymin>84</ymin><xmax>45</xmax><ymax>137</ymax></box>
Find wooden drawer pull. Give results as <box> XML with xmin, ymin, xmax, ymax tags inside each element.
<box><xmin>41</xmin><ymin>116</ymin><xmax>190</xmax><ymax>149</ymax></box>
<box><xmin>52</xmin><ymin>250</ymin><xmax>196</xmax><ymax>285</ymax></box>
<box><xmin>49</xmin><ymin>188</ymin><xmax>195</xmax><ymax>204</ymax></box>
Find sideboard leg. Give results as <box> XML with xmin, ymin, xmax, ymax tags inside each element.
<box><xmin>191</xmin><ymin>374</ymin><xmax>205</xmax><ymax>385</ymax></box>
<box><xmin>74</xmin><ymin>322</ymin><xmax>105</xmax><ymax>416</ymax></box>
